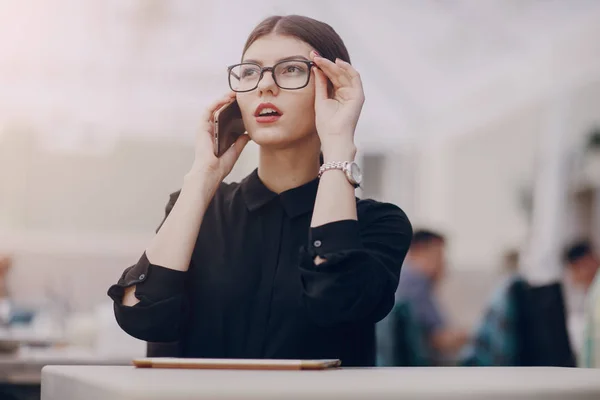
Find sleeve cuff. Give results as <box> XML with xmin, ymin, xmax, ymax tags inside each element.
<box><xmin>107</xmin><ymin>252</ymin><xmax>187</xmax><ymax>303</ymax></box>
<box><xmin>309</xmin><ymin>219</ymin><xmax>364</xmax><ymax>257</ymax></box>
<box><xmin>135</xmin><ymin>263</ymin><xmax>187</xmax><ymax>302</ymax></box>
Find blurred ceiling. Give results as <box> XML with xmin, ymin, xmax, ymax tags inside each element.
<box><xmin>1</xmin><ymin>0</ymin><xmax>599</xmax><ymax>150</ymax></box>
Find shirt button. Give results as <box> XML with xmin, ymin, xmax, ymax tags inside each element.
<box><xmin>139</xmin><ymin>274</ymin><xmax>146</xmax><ymax>280</ymax></box>
<box><xmin>313</xmin><ymin>240</ymin><xmax>322</xmax><ymax>248</ymax></box>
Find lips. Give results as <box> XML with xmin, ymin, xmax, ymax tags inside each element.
<box><xmin>254</xmin><ymin>102</ymin><xmax>283</xmax><ymax>124</ymax></box>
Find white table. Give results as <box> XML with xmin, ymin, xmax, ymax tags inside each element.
<box><xmin>41</xmin><ymin>365</ymin><xmax>600</xmax><ymax>400</ymax></box>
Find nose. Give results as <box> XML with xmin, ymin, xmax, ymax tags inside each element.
<box><xmin>257</xmin><ymin>69</ymin><xmax>279</xmax><ymax>96</ymax></box>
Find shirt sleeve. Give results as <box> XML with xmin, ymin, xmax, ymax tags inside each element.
<box><xmin>106</xmin><ymin>191</ymin><xmax>188</xmax><ymax>342</ymax></box>
<box><xmin>298</xmin><ymin>200</ymin><xmax>412</xmax><ymax>327</ymax></box>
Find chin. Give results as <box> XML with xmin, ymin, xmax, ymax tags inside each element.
<box><xmin>249</xmin><ymin>126</ymin><xmax>305</xmax><ymax>149</ymax></box>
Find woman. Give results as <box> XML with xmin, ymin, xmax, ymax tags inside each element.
<box><xmin>108</xmin><ymin>15</ymin><xmax>412</xmax><ymax>367</ymax></box>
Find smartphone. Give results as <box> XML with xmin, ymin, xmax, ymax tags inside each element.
<box><xmin>213</xmin><ymin>99</ymin><xmax>246</xmax><ymax>157</ymax></box>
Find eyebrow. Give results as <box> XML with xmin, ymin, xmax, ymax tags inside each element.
<box><xmin>242</xmin><ymin>55</ymin><xmax>310</xmax><ymax>65</ymax></box>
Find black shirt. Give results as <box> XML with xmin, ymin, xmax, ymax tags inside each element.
<box><xmin>108</xmin><ymin>169</ymin><xmax>412</xmax><ymax>366</ymax></box>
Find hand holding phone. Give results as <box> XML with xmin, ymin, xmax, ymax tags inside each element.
<box><xmin>213</xmin><ymin>99</ymin><xmax>246</xmax><ymax>157</ymax></box>
<box><xmin>188</xmin><ymin>94</ymin><xmax>249</xmax><ymax>186</ymax></box>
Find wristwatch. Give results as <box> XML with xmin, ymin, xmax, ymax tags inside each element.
<box><xmin>318</xmin><ymin>161</ymin><xmax>363</xmax><ymax>188</ymax></box>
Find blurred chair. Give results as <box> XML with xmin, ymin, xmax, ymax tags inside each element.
<box><xmin>580</xmin><ymin>272</ymin><xmax>600</xmax><ymax>367</ymax></box>
<box><xmin>459</xmin><ymin>276</ymin><xmax>524</xmax><ymax>366</ymax></box>
<box><xmin>459</xmin><ymin>276</ymin><xmax>576</xmax><ymax>367</ymax></box>
<box><xmin>519</xmin><ymin>282</ymin><xmax>576</xmax><ymax>367</ymax></box>
<box><xmin>377</xmin><ymin>301</ymin><xmax>428</xmax><ymax>366</ymax></box>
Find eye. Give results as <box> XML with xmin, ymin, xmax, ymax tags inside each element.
<box><xmin>279</xmin><ymin>62</ymin><xmax>307</xmax><ymax>75</ymax></box>
<box><xmin>241</xmin><ymin>67</ymin><xmax>259</xmax><ymax>78</ymax></box>
<box><xmin>284</xmin><ymin>66</ymin><xmax>301</xmax><ymax>73</ymax></box>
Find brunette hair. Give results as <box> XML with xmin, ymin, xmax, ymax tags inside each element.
<box><xmin>411</xmin><ymin>230</ymin><xmax>446</xmax><ymax>247</ymax></box>
<box><xmin>563</xmin><ymin>240</ymin><xmax>595</xmax><ymax>265</ymax></box>
<box><xmin>242</xmin><ymin>15</ymin><xmax>351</xmax><ymax>64</ymax></box>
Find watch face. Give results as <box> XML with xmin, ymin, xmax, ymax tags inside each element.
<box><xmin>350</xmin><ymin>162</ymin><xmax>363</xmax><ymax>184</ymax></box>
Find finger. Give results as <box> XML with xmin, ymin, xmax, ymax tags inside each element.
<box><xmin>312</xmin><ymin>66</ymin><xmax>329</xmax><ymax>101</ymax></box>
<box><xmin>221</xmin><ymin>134</ymin><xmax>250</xmax><ymax>164</ymax></box>
<box><xmin>309</xmin><ymin>50</ymin><xmax>341</xmax><ymax>90</ymax></box>
<box><xmin>313</xmin><ymin>57</ymin><xmax>349</xmax><ymax>88</ymax></box>
<box><xmin>201</xmin><ymin>92</ymin><xmax>236</xmax><ymax>122</ymax></box>
<box><xmin>200</xmin><ymin>120</ymin><xmax>213</xmax><ymax>139</ymax></box>
<box><xmin>199</xmin><ymin>92</ymin><xmax>236</xmax><ymax>138</ymax></box>
<box><xmin>312</xmin><ymin>56</ymin><xmax>350</xmax><ymax>88</ymax></box>
<box><xmin>335</xmin><ymin>60</ymin><xmax>365</xmax><ymax>104</ymax></box>
<box><xmin>336</xmin><ymin>59</ymin><xmax>362</xmax><ymax>85</ymax></box>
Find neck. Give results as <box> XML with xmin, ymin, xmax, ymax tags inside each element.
<box><xmin>257</xmin><ymin>136</ymin><xmax>321</xmax><ymax>194</ymax></box>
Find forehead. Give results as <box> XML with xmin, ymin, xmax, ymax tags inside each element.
<box><xmin>243</xmin><ymin>34</ymin><xmax>314</xmax><ymax>64</ymax></box>
<box><xmin>572</xmin><ymin>254</ymin><xmax>599</xmax><ymax>265</ymax></box>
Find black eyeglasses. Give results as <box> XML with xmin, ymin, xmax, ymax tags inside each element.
<box><xmin>228</xmin><ymin>60</ymin><xmax>315</xmax><ymax>93</ymax></box>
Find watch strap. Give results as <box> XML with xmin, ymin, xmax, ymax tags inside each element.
<box><xmin>318</xmin><ymin>161</ymin><xmax>349</xmax><ymax>178</ymax></box>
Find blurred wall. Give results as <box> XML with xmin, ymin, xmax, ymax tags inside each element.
<box><xmin>0</xmin><ymin>126</ymin><xmax>259</xmax><ymax>309</ymax></box>
<box><xmin>418</xmin><ymin>79</ymin><xmax>600</xmax><ymax>271</ymax></box>
<box><xmin>1</xmin><ymin>1</ymin><xmax>600</xmax><ymax>327</ymax></box>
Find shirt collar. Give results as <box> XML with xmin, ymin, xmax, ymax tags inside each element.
<box><xmin>241</xmin><ymin>169</ymin><xmax>319</xmax><ymax>218</ymax></box>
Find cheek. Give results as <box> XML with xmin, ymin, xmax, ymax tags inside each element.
<box><xmin>291</xmin><ymin>91</ymin><xmax>316</xmax><ymax>123</ymax></box>
<box><xmin>294</xmin><ymin>102</ymin><xmax>316</xmax><ymax>134</ymax></box>
<box><xmin>236</xmin><ymin>94</ymin><xmax>254</xmax><ymax>122</ymax></box>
